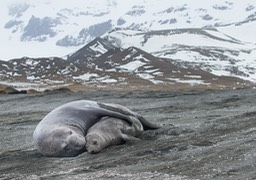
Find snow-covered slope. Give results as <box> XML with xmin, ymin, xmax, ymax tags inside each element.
<box><xmin>1</xmin><ymin>0</ymin><xmax>256</xmax><ymax>60</ymax></box>
<box><xmin>104</xmin><ymin>28</ymin><xmax>256</xmax><ymax>82</ymax></box>
<box><xmin>0</xmin><ymin>0</ymin><xmax>255</xmax><ymax>90</ymax></box>
<box><xmin>0</xmin><ymin>37</ymin><xmax>252</xmax><ymax>90</ymax></box>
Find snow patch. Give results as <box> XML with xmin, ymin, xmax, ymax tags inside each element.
<box><xmin>119</xmin><ymin>60</ymin><xmax>146</xmax><ymax>72</ymax></box>
<box><xmin>73</xmin><ymin>73</ymin><xmax>98</xmax><ymax>81</ymax></box>
<box><xmin>168</xmin><ymin>78</ymin><xmax>209</xmax><ymax>85</ymax></box>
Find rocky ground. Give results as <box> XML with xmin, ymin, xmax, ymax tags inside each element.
<box><xmin>1</xmin><ymin>88</ymin><xmax>256</xmax><ymax>179</ymax></box>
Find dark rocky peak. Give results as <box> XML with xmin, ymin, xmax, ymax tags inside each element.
<box><xmin>92</xmin><ymin>46</ymin><xmax>168</xmax><ymax>72</ymax></box>
<box><xmin>94</xmin><ymin>46</ymin><xmax>152</xmax><ymax>64</ymax></box>
<box><xmin>67</xmin><ymin>37</ymin><xmax>116</xmax><ymax>63</ymax></box>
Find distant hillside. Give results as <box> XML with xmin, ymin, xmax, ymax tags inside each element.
<box><xmin>0</xmin><ymin>36</ymin><xmax>253</xmax><ymax>91</ymax></box>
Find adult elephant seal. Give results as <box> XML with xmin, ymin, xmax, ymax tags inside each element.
<box><xmin>33</xmin><ymin>100</ymin><xmax>158</xmax><ymax>157</ymax></box>
<box><xmin>86</xmin><ymin>116</ymin><xmax>143</xmax><ymax>154</ymax></box>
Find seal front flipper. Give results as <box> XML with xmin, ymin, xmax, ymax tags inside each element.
<box><xmin>91</xmin><ymin>107</ymin><xmax>134</xmax><ymax>126</ymax></box>
<box><xmin>97</xmin><ymin>102</ymin><xmax>135</xmax><ymax>116</ymax></box>
<box><xmin>121</xmin><ymin>133</ymin><xmax>141</xmax><ymax>142</ymax></box>
<box><xmin>98</xmin><ymin>102</ymin><xmax>159</xmax><ymax>130</ymax></box>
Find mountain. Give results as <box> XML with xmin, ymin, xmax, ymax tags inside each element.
<box><xmin>1</xmin><ymin>0</ymin><xmax>256</xmax><ymax>59</ymax></box>
<box><xmin>68</xmin><ymin>40</ymin><xmax>252</xmax><ymax>88</ymax></box>
<box><xmin>103</xmin><ymin>28</ymin><xmax>256</xmax><ymax>83</ymax></box>
<box><xmin>67</xmin><ymin>37</ymin><xmax>116</xmax><ymax>64</ymax></box>
<box><xmin>0</xmin><ymin>0</ymin><xmax>255</xmax><ymax>90</ymax></box>
<box><xmin>0</xmin><ymin>37</ymin><xmax>252</xmax><ymax>91</ymax></box>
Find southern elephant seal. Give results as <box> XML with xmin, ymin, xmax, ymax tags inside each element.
<box><xmin>86</xmin><ymin>116</ymin><xmax>143</xmax><ymax>154</ymax></box>
<box><xmin>33</xmin><ymin>100</ymin><xmax>141</xmax><ymax>157</ymax></box>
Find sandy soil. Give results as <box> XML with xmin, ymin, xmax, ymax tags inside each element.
<box><xmin>1</xmin><ymin>89</ymin><xmax>256</xmax><ymax>179</ymax></box>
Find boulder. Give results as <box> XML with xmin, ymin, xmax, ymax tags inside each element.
<box><xmin>26</xmin><ymin>89</ymin><xmax>39</xmax><ymax>94</ymax></box>
<box><xmin>4</xmin><ymin>86</ymin><xmax>20</xmax><ymax>94</ymax></box>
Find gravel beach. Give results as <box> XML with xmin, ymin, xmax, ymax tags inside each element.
<box><xmin>1</xmin><ymin>89</ymin><xmax>256</xmax><ymax>179</ymax></box>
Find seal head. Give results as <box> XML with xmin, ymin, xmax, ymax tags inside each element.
<box><xmin>86</xmin><ymin>116</ymin><xmax>144</xmax><ymax>154</ymax></box>
<box><xmin>34</xmin><ymin>127</ymin><xmax>86</xmax><ymax>157</ymax></box>
<box><xmin>85</xmin><ymin>133</ymin><xmax>108</xmax><ymax>154</ymax></box>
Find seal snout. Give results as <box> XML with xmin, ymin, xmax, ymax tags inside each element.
<box><xmin>86</xmin><ymin>145</ymin><xmax>99</xmax><ymax>154</ymax></box>
<box><xmin>68</xmin><ymin>134</ymin><xmax>86</xmax><ymax>149</ymax></box>
<box><xmin>85</xmin><ymin>135</ymin><xmax>102</xmax><ymax>154</ymax></box>
<box><xmin>87</xmin><ymin>149</ymin><xmax>97</xmax><ymax>154</ymax></box>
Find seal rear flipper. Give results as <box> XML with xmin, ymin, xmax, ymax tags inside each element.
<box><xmin>135</xmin><ymin>114</ymin><xmax>160</xmax><ymax>130</ymax></box>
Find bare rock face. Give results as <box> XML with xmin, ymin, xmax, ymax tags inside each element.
<box><xmin>43</xmin><ymin>87</ymin><xmax>72</xmax><ymax>94</ymax></box>
<box><xmin>0</xmin><ymin>85</ymin><xmax>9</xmax><ymax>94</ymax></box>
<box><xmin>26</xmin><ymin>89</ymin><xmax>39</xmax><ymax>94</ymax></box>
<box><xmin>0</xmin><ymin>86</ymin><xmax>19</xmax><ymax>94</ymax></box>
<box><xmin>5</xmin><ymin>86</ymin><xmax>27</xmax><ymax>94</ymax></box>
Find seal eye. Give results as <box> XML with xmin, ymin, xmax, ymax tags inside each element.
<box><xmin>92</xmin><ymin>140</ymin><xmax>98</xmax><ymax>145</ymax></box>
<box><xmin>69</xmin><ymin>131</ymin><xmax>72</xmax><ymax>135</ymax></box>
<box><xmin>62</xmin><ymin>144</ymin><xmax>69</xmax><ymax>151</ymax></box>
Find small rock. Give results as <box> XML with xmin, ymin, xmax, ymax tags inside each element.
<box><xmin>44</xmin><ymin>87</ymin><xmax>72</xmax><ymax>94</ymax></box>
<box><xmin>26</xmin><ymin>89</ymin><xmax>39</xmax><ymax>94</ymax></box>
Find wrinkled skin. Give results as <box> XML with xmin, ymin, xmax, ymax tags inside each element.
<box><xmin>34</xmin><ymin>127</ymin><xmax>86</xmax><ymax>157</ymax></box>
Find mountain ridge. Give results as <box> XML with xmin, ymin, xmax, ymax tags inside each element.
<box><xmin>103</xmin><ymin>27</ymin><xmax>256</xmax><ymax>83</ymax></box>
<box><xmin>1</xmin><ymin>0</ymin><xmax>256</xmax><ymax>59</ymax></box>
<box><xmin>0</xmin><ymin>1</ymin><xmax>255</xmax><ymax>90</ymax></box>
<box><xmin>0</xmin><ymin>35</ymin><xmax>254</xmax><ymax>91</ymax></box>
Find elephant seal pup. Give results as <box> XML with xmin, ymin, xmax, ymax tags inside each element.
<box><xmin>33</xmin><ymin>100</ymin><xmax>143</xmax><ymax>157</ymax></box>
<box><xmin>86</xmin><ymin>116</ymin><xmax>143</xmax><ymax>154</ymax></box>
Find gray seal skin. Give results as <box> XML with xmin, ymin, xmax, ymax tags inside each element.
<box><xmin>97</xmin><ymin>102</ymin><xmax>159</xmax><ymax>130</ymax></box>
<box><xmin>86</xmin><ymin>116</ymin><xmax>143</xmax><ymax>154</ymax></box>
<box><xmin>33</xmin><ymin>100</ymin><xmax>143</xmax><ymax>157</ymax></box>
